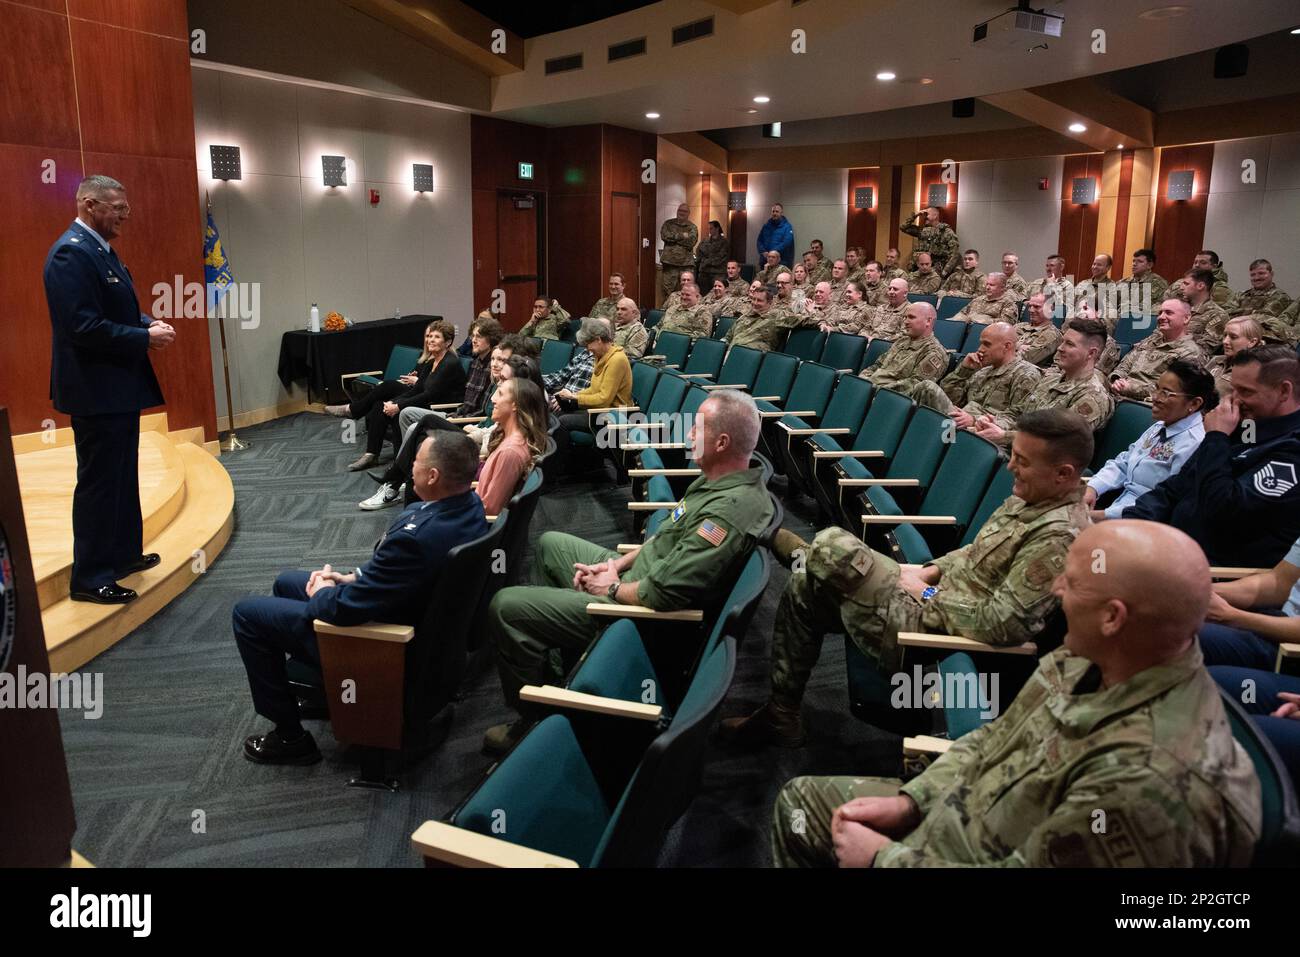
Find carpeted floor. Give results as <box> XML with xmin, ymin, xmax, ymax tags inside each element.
<box><xmin>57</xmin><ymin>412</ymin><xmax>902</xmax><ymax>867</ymax></box>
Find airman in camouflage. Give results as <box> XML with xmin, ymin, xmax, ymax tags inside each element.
<box><xmin>1073</xmin><ymin>254</ymin><xmax>1115</xmax><ymax>315</ymax></box>
<box><xmin>724</xmin><ymin>260</ymin><xmax>750</xmax><ymax>297</ymax></box>
<box><xmin>859</xmin><ymin>302</ymin><xmax>948</xmax><ymax>390</ymax></box>
<box><xmin>657</xmin><ymin>283</ymin><xmax>713</xmax><ymax>340</ymax></box>
<box><xmin>756</xmin><ymin>250</ymin><xmax>787</xmax><ymax>285</ymax></box>
<box><xmin>1110</xmin><ymin>299</ymin><xmax>1204</xmax><ymax>402</ymax></box>
<box><xmin>901</xmin><ymin>206</ymin><xmax>960</xmax><ymax>276</ymax></box>
<box><xmin>1028</xmin><ymin>254</ymin><xmax>1075</xmax><ymax>321</ymax></box>
<box><xmin>588</xmin><ymin>272</ymin><xmax>627</xmax><ymax>323</ymax></box>
<box><xmin>1174</xmin><ymin>252</ymin><xmax>1232</xmax><ymax>306</ymax></box>
<box><xmin>660</xmin><ymin>270</ymin><xmax>697</xmax><ymax>314</ymax></box>
<box><xmin>907</xmin><ymin>251</ymin><xmax>943</xmax><ymax>295</ymax></box>
<box><xmin>1015</xmin><ymin>294</ymin><xmax>1063</xmax><ymax>366</ymax></box>
<box><xmin>725</xmin><ymin>284</ymin><xmax>812</xmax><ymax>353</ymax></box>
<box><xmin>844</xmin><ymin>248</ymin><xmax>866</xmax><ymax>285</ymax></box>
<box><xmin>770</xmin><ymin>521</ymin><xmax>1261</xmax><ymax>868</ymax></box>
<box><xmin>659</xmin><ymin>204</ymin><xmax>698</xmax><ymax>301</ymax></box>
<box><xmin>1272</xmin><ymin>298</ymin><xmax>1300</xmax><ymax>346</ymax></box>
<box><xmin>860</xmin><ymin>262</ymin><xmax>888</xmax><ymax>308</ymax></box>
<box><xmin>999</xmin><ymin>252</ymin><xmax>1029</xmax><ymax>301</ymax></box>
<box><xmin>611</xmin><ymin>297</ymin><xmax>649</xmax><ymax>359</ymax></box>
<box><xmin>955</xmin><ymin>273</ymin><xmax>1021</xmax><ymax>324</ymax></box>
<box><xmin>827</xmin><ymin>259</ymin><xmax>850</xmax><ymax>303</ymax></box>
<box><xmin>939</xmin><ymin>249</ymin><xmax>986</xmax><ymax>298</ymax></box>
<box><xmin>864</xmin><ymin>279</ymin><xmax>911</xmax><ymax>342</ymax></box>
<box><xmin>974</xmin><ymin>317</ymin><xmax>1115</xmax><ymax>449</ymax></box>
<box><xmin>807</xmin><ymin>281</ymin><xmax>843</xmax><ymax>332</ymax></box>
<box><xmin>722</xmin><ymin>407</ymin><xmax>1095</xmax><ymax>753</ymax></box>
<box><xmin>1207</xmin><ymin>316</ymin><xmax>1262</xmax><ymax>396</ymax></box>
<box><xmin>909</xmin><ymin>323</ymin><xmax>1041</xmax><ymax>420</ymax></box>
<box><xmin>1114</xmin><ymin>248</ymin><xmax>1168</xmax><ymax>316</ymax></box>
<box><xmin>805</xmin><ymin>250</ymin><xmax>833</xmax><ymax>285</ymax></box>
<box><xmin>1189</xmin><ymin>298</ymin><xmax>1231</xmax><ymax>355</ymax></box>
<box><xmin>882</xmin><ymin>248</ymin><xmax>907</xmax><ymax>283</ymax></box>
<box><xmin>518</xmin><ymin>297</ymin><xmax>571</xmax><ymax>340</ymax></box>
<box><xmin>1230</xmin><ymin>258</ymin><xmax>1292</xmax><ymax>320</ymax></box>
<box><xmin>694</xmin><ymin>221</ymin><xmax>730</xmax><ymax>290</ymax></box>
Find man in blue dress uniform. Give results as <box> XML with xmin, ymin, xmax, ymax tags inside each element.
<box><xmin>43</xmin><ymin>175</ymin><xmax>175</xmax><ymax>604</ymax></box>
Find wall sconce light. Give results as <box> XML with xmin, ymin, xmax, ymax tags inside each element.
<box><xmin>322</xmin><ymin>155</ymin><xmax>347</xmax><ymax>188</ymax></box>
<box><xmin>1071</xmin><ymin>177</ymin><xmax>1098</xmax><ymax>205</ymax></box>
<box><xmin>1166</xmin><ymin>170</ymin><xmax>1195</xmax><ymax>200</ymax></box>
<box><xmin>853</xmin><ymin>186</ymin><xmax>875</xmax><ymax>210</ymax></box>
<box><xmin>413</xmin><ymin>163</ymin><xmax>433</xmax><ymax>193</ymax></box>
<box><xmin>210</xmin><ymin>145</ymin><xmax>241</xmax><ymax>181</ymax></box>
<box><xmin>926</xmin><ymin>183</ymin><xmax>948</xmax><ymax>207</ymax></box>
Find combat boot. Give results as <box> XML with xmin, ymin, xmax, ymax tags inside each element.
<box><xmin>771</xmin><ymin>528</ymin><xmax>809</xmax><ymax>569</ymax></box>
<box><xmin>717</xmin><ymin>699</ymin><xmax>805</xmax><ymax>749</ymax></box>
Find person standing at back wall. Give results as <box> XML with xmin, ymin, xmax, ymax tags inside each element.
<box><xmin>44</xmin><ymin>174</ymin><xmax>175</xmax><ymax>605</ymax></box>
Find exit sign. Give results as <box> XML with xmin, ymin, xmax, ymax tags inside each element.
<box><xmin>518</xmin><ymin>162</ymin><xmax>534</xmax><ymax>181</ymax></box>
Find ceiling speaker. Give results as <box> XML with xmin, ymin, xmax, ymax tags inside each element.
<box><xmin>952</xmin><ymin>97</ymin><xmax>975</xmax><ymax>118</ymax></box>
<box><xmin>1213</xmin><ymin>44</ymin><xmax>1248</xmax><ymax>79</ymax></box>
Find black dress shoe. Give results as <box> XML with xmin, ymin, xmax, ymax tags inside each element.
<box><xmin>70</xmin><ymin>583</ymin><xmax>138</xmax><ymax>604</ymax></box>
<box><xmin>117</xmin><ymin>553</ymin><xmax>161</xmax><ymax>576</ymax></box>
<box><xmin>243</xmin><ymin>730</ymin><xmax>322</xmax><ymax>766</ymax></box>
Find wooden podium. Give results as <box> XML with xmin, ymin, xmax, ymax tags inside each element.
<box><xmin>0</xmin><ymin>407</ymin><xmax>78</xmax><ymax>866</ymax></box>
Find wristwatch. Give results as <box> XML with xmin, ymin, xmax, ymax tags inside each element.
<box><xmin>920</xmin><ymin>586</ymin><xmax>938</xmax><ymax>601</ymax></box>
<box><xmin>607</xmin><ymin>581</ymin><xmax>620</xmax><ymax>601</ymax></box>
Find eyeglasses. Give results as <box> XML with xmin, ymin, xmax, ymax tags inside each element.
<box><xmin>1152</xmin><ymin>388</ymin><xmax>1191</xmax><ymax>400</ymax></box>
<box><xmin>89</xmin><ymin>199</ymin><xmax>131</xmax><ymax>214</ymax></box>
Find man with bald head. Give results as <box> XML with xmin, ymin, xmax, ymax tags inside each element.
<box><xmin>906</xmin><ymin>252</ymin><xmax>942</xmax><ymax>295</ymax></box>
<box><xmin>908</xmin><ymin>321</ymin><xmax>1042</xmax><ymax>427</ymax></box>
<box><xmin>661</xmin><ymin>269</ymin><xmax>696</xmax><ymax>313</ymax></box>
<box><xmin>1014</xmin><ymin>293</ymin><xmax>1064</xmax><ymax>366</ymax></box>
<box><xmin>611</xmin><ymin>296</ymin><xmax>648</xmax><ymax>359</ymax></box>
<box><xmin>1110</xmin><ymin>297</ymin><xmax>1204</xmax><ymax>401</ymax></box>
<box><xmin>955</xmin><ymin>272</ymin><xmax>1021</xmax><ymax>324</ymax></box>
<box><xmin>770</xmin><ymin>520</ymin><xmax>1261</xmax><ymax>867</ymax></box>
<box><xmin>858</xmin><ymin>301</ymin><xmax>948</xmax><ymax>391</ymax></box>
<box><xmin>1074</xmin><ymin>253</ymin><xmax>1115</xmax><ymax>315</ymax></box>
<box><xmin>865</xmin><ymin>277</ymin><xmax>911</xmax><ymax>342</ymax></box>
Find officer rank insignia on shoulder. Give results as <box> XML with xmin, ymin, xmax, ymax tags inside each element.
<box><xmin>697</xmin><ymin>520</ymin><xmax>727</xmax><ymax>547</ymax></box>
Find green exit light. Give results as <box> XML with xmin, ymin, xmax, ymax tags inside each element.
<box><xmin>518</xmin><ymin>162</ymin><xmax>534</xmax><ymax>180</ymax></box>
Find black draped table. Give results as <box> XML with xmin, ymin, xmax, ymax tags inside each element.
<box><xmin>277</xmin><ymin>314</ymin><xmax>438</xmax><ymax>404</ymax></box>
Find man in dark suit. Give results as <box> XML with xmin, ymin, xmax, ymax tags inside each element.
<box><xmin>44</xmin><ymin>175</ymin><xmax>175</xmax><ymax>604</ymax></box>
<box><xmin>232</xmin><ymin>430</ymin><xmax>488</xmax><ymax>765</ymax></box>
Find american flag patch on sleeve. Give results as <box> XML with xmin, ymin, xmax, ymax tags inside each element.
<box><xmin>697</xmin><ymin>520</ymin><xmax>727</xmax><ymax>547</ymax></box>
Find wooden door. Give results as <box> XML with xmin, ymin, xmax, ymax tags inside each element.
<box><xmin>497</xmin><ymin>192</ymin><xmax>540</xmax><ymax>331</ymax></box>
<box><xmin>610</xmin><ymin>192</ymin><xmax>640</xmax><ymax>297</ymax></box>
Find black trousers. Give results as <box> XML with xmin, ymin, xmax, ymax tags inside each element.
<box><xmin>350</xmin><ymin>380</ymin><xmax>410</xmax><ymax>456</ymax></box>
<box><xmin>70</xmin><ymin>412</ymin><xmax>143</xmax><ymax>589</ymax></box>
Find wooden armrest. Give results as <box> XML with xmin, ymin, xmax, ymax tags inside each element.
<box><xmin>519</xmin><ymin>685</ymin><xmax>663</xmax><ymax>721</ymax></box>
<box><xmin>426</xmin><ymin>402</ymin><xmax>460</xmax><ymax>410</ymax></box>
<box><xmin>411</xmin><ymin>821</ymin><xmax>578</xmax><ymax>869</ymax></box>
<box><xmin>678</xmin><ymin>373</ymin><xmax>715</xmax><ymax>379</ymax></box>
<box><xmin>836</xmin><ymin>368</ymin><xmax>855</xmax><ymax>374</ymax></box>
<box><xmin>780</xmin><ymin>426</ymin><xmax>851</xmax><ymax>436</ymax></box>
<box><xmin>628</xmin><ymin>501</ymin><xmax>678</xmax><ymax>511</ymax></box>
<box><xmin>663</xmin><ymin>364</ymin><xmax>680</xmax><ymax>369</ymax></box>
<box><xmin>813</xmin><ymin>450</ymin><xmax>883</xmax><ymax>458</ymax></box>
<box><xmin>903</xmin><ymin>735</ymin><xmax>953</xmax><ymax>755</ymax></box>
<box><xmin>759</xmin><ymin>409</ymin><xmax>816</xmax><ymax>418</ymax></box>
<box><xmin>622</xmin><ymin>442</ymin><xmax>689</xmax><ymax>450</ymax></box>
<box><xmin>642</xmin><ymin>355</ymin><xmax>666</xmax><ymax>362</ymax></box>
<box><xmin>588</xmin><ymin>405</ymin><xmax>640</xmax><ymax>414</ymax></box>
<box><xmin>485</xmin><ymin>514</ymin><xmax>498</xmax><ymax>522</ymax></box>
<box><xmin>839</xmin><ymin>478</ymin><xmax>919</xmax><ymax>487</ymax></box>
<box><xmin>1277</xmin><ymin>643</ymin><xmax>1300</xmax><ymax>661</ymax></box>
<box><xmin>312</xmin><ymin>620</ymin><xmax>415</xmax><ymax>643</ymax></box>
<box><xmin>861</xmin><ymin>514</ymin><xmax>956</xmax><ymax>525</ymax></box>
<box><xmin>628</xmin><ymin>468</ymin><xmax>701</xmax><ymax>477</ymax></box>
<box><xmin>1209</xmin><ymin>566</ymin><xmax>1268</xmax><ymax>580</ymax></box>
<box><xmin>897</xmin><ymin>631</ymin><xmax>1037</xmax><ymax>656</ymax></box>
<box><xmin>751</xmin><ymin>395</ymin><xmax>781</xmax><ymax>401</ymax></box>
<box><xmin>703</xmin><ymin>383</ymin><xmax>746</xmax><ymax>390</ymax></box>
<box><xmin>340</xmin><ymin>369</ymin><xmax>383</xmax><ymax>381</ymax></box>
<box><xmin>616</xmin><ymin>544</ymin><xmax>639</xmax><ymax>553</ymax></box>
<box><xmin>585</xmin><ymin>603</ymin><xmax>703</xmax><ymax>622</ymax></box>
<box><xmin>447</xmin><ymin>416</ymin><xmax>487</xmax><ymax>425</ymax></box>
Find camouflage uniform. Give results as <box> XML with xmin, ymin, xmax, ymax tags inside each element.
<box><xmin>657</xmin><ymin>301</ymin><xmax>713</xmax><ymax>340</ymax></box>
<box><xmin>990</xmin><ymin>369</ymin><xmax>1115</xmax><ymax>448</ymax></box>
<box><xmin>910</xmin><ymin>357</ymin><xmax>1042</xmax><ymax>418</ymax></box>
<box><xmin>1073</xmin><ymin>278</ymin><xmax>1115</xmax><ymax>314</ymax></box>
<box><xmin>907</xmin><ymin>270</ymin><xmax>943</xmax><ymax>295</ymax></box>
<box><xmin>956</xmin><ymin>291</ymin><xmax>1021</xmax><ymax>325</ymax></box>
<box><xmin>829</xmin><ymin>279</ymin><xmax>848</xmax><ymax>303</ymax></box>
<box><xmin>708</xmin><ymin>292</ymin><xmax>748</xmax><ymax>320</ymax></box>
<box><xmin>1014</xmin><ymin>321</ymin><xmax>1063</xmax><ymax>367</ymax></box>
<box><xmin>1188</xmin><ymin>298</ymin><xmax>1232</xmax><ymax>354</ymax></box>
<box><xmin>866</xmin><ymin>301</ymin><xmax>908</xmax><ymax>341</ymax></box>
<box><xmin>1207</xmin><ymin>354</ymin><xmax>1233</xmax><ymax>397</ymax></box>
<box><xmin>772</xmin><ymin>642</ymin><xmax>1260</xmax><ymax>867</ymax></box>
<box><xmin>861</xmin><ymin>282</ymin><xmax>888</xmax><ymax>309</ymax></box>
<box><xmin>695</xmin><ymin>235</ymin><xmax>730</xmax><ymax>290</ymax></box>
<box><xmin>725</xmin><ymin>306</ymin><xmax>810</xmax><ymax>353</ymax></box>
<box><xmin>1096</xmin><ymin>336</ymin><xmax>1122</xmax><ymax>376</ymax></box>
<box><xmin>757</xmin><ymin>262</ymin><xmax>789</xmax><ymax>285</ymax></box>
<box><xmin>1027</xmin><ymin>276</ymin><xmax>1075</xmax><ymax>320</ymax></box>
<box><xmin>588</xmin><ymin>296</ymin><xmax>619</xmax><ymax>322</ymax></box>
<box><xmin>661</xmin><ymin>291</ymin><xmax>682</xmax><ymax>313</ymax></box>
<box><xmin>1111</xmin><ymin>332</ymin><xmax>1204</xmax><ymax>401</ymax></box>
<box><xmin>767</xmin><ymin>492</ymin><xmax>1086</xmax><ymax>708</ymax></box>
<box><xmin>1210</xmin><ymin>266</ymin><xmax>1233</xmax><ymax>306</ymax></box>
<box><xmin>1114</xmin><ymin>273</ymin><xmax>1168</xmax><ymax>316</ymax></box>
<box><xmin>845</xmin><ymin>265</ymin><xmax>866</xmax><ymax>286</ymax></box>
<box><xmin>726</xmin><ymin>277</ymin><xmax>751</xmax><ymax>297</ymax></box>
<box><xmin>860</xmin><ymin>334</ymin><xmax>949</xmax><ymax>390</ymax></box>
<box><xmin>613</xmin><ymin>319</ymin><xmax>649</xmax><ymax>359</ymax></box>
<box><xmin>823</xmin><ymin>301</ymin><xmax>870</xmax><ymax>336</ymax></box>
<box><xmin>883</xmin><ymin>265</ymin><xmax>907</xmax><ymax>283</ymax></box>
<box><xmin>1003</xmin><ymin>272</ymin><xmax>1029</xmax><ymax>301</ymax></box>
<box><xmin>1230</xmin><ymin>284</ymin><xmax>1292</xmax><ymax>320</ymax></box>
<box><xmin>1271</xmin><ymin>299</ymin><xmax>1300</xmax><ymax>346</ymax></box>
<box><xmin>519</xmin><ymin>302</ymin><xmax>571</xmax><ymax>340</ymax></box>
<box><xmin>659</xmin><ymin>218</ymin><xmax>698</xmax><ymax>301</ymax></box>
<box><xmin>901</xmin><ymin>221</ymin><xmax>961</xmax><ymax>276</ymax></box>
<box><xmin>807</xmin><ymin>257</ymin><xmax>834</xmax><ymax>284</ymax></box>
<box><xmin>940</xmin><ymin>268</ymin><xmax>986</xmax><ymax>298</ymax></box>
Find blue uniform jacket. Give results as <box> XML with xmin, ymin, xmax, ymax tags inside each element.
<box><xmin>756</xmin><ymin>216</ymin><xmax>795</xmax><ymax>267</ymax></box>
<box><xmin>44</xmin><ymin>220</ymin><xmax>164</xmax><ymax>416</ymax></box>
<box><xmin>1124</xmin><ymin>408</ymin><xmax>1300</xmax><ymax>567</ymax></box>
<box><xmin>306</xmin><ymin>490</ymin><xmax>489</xmax><ymax>626</ymax></box>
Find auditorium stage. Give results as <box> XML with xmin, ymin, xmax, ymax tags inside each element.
<box><xmin>13</xmin><ymin>413</ymin><xmax>234</xmax><ymax>672</ymax></box>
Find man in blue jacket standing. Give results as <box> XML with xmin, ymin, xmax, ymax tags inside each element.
<box><xmin>756</xmin><ymin>202</ymin><xmax>795</xmax><ymax>268</ymax></box>
<box><xmin>232</xmin><ymin>430</ymin><xmax>488</xmax><ymax>765</ymax></box>
<box><xmin>44</xmin><ymin>175</ymin><xmax>175</xmax><ymax>605</ymax></box>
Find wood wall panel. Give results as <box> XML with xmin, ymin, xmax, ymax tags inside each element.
<box><xmin>547</xmin><ymin>126</ymin><xmax>602</xmax><ymax>312</ymax></box>
<box><xmin>1111</xmin><ymin>150</ymin><xmax>1136</xmax><ymax>275</ymax></box>
<box><xmin>6</xmin><ymin>0</ymin><xmax>68</xmax><ymax>11</ymax></box>
<box><xmin>470</xmin><ymin>188</ymin><xmax>498</xmax><ymax>318</ymax></box>
<box><xmin>728</xmin><ymin>173</ymin><xmax>747</xmax><ymax>264</ymax></box>
<box><xmin>601</xmin><ymin>125</ymin><xmax>656</xmax><ymax>308</ymax></box>
<box><xmin>67</xmin><ymin>0</ymin><xmax>190</xmax><ymax>39</ymax></box>
<box><xmin>470</xmin><ymin>115</ymin><xmax>549</xmax><ymax>192</ymax></box>
<box><xmin>69</xmin><ymin>18</ymin><xmax>194</xmax><ymax>160</ymax></box>
<box><xmin>1057</xmin><ymin>154</ymin><xmax>1103</xmax><ymax>282</ymax></box>
<box><xmin>0</xmin><ymin>2</ymin><xmax>81</xmax><ymax>149</ymax></box>
<box><xmin>845</xmin><ymin>167</ymin><xmax>880</xmax><ymax>259</ymax></box>
<box><xmin>918</xmin><ymin>163</ymin><xmax>958</xmax><ymax>233</ymax></box>
<box><xmin>1151</xmin><ymin>143</ymin><xmax>1214</xmax><ymax>281</ymax></box>
<box><xmin>888</xmin><ymin>165</ymin><xmax>903</xmax><ymax>252</ymax></box>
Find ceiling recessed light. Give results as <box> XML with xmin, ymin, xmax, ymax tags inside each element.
<box><xmin>1292</xmin><ymin>26</ymin><xmax>1300</xmax><ymax>34</ymax></box>
<box><xmin>1068</xmin><ymin>122</ymin><xmax>1087</xmax><ymax>133</ymax></box>
<box><xmin>1138</xmin><ymin>5</ymin><xmax>1190</xmax><ymax>20</ymax></box>
<box><xmin>876</xmin><ymin>71</ymin><xmax>896</xmax><ymax>81</ymax></box>
<box><xmin>745</xmin><ymin>108</ymin><xmax>759</xmax><ymax>114</ymax></box>
<box><xmin>645</xmin><ymin>112</ymin><xmax>660</xmax><ymax>119</ymax></box>
<box><xmin>753</xmin><ymin>95</ymin><xmax>770</xmax><ymax>104</ymax></box>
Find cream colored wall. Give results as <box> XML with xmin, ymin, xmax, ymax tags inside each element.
<box><xmin>954</xmin><ymin>157</ymin><xmax>1064</xmax><ymax>279</ymax></box>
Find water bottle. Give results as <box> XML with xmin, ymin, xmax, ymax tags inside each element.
<box><xmin>394</xmin><ymin>306</ymin><xmax>401</xmax><ymax>321</ymax></box>
<box><xmin>309</xmin><ymin>303</ymin><xmax>320</xmax><ymax>333</ymax></box>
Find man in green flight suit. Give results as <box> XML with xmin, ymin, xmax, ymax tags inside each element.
<box><xmin>484</xmin><ymin>389</ymin><xmax>773</xmax><ymax>754</ymax></box>
<box><xmin>770</xmin><ymin>520</ymin><xmax>1261</xmax><ymax>868</ymax></box>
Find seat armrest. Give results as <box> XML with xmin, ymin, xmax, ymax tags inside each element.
<box><xmin>839</xmin><ymin>478</ymin><xmax>919</xmax><ymax>487</ymax></box>
<box><xmin>781</xmin><ymin>426</ymin><xmax>851</xmax><ymax>436</ymax></box>
<box><xmin>447</xmin><ymin>416</ymin><xmax>487</xmax><ymax>425</ymax></box>
<box><xmin>751</xmin><ymin>395</ymin><xmax>782</xmax><ymax>401</ymax></box>
<box><xmin>313</xmin><ymin>620</ymin><xmax>415</xmax><ymax>643</ymax></box>
<box><xmin>341</xmin><ymin>369</ymin><xmax>383</xmax><ymax>382</ymax></box>
<box><xmin>426</xmin><ymin>402</ymin><xmax>460</xmax><ymax>410</ymax></box>
<box><xmin>588</xmin><ymin>405</ymin><xmax>640</xmax><ymax>414</ymax></box>
<box><xmin>702</xmin><ymin>383</ymin><xmax>746</xmax><ymax>391</ymax></box>
<box><xmin>616</xmin><ymin>544</ymin><xmax>640</xmax><ymax>553</ymax></box>
<box><xmin>813</xmin><ymin>450</ymin><xmax>883</xmax><ymax>458</ymax></box>
<box><xmin>897</xmin><ymin>631</ymin><xmax>1037</xmax><ymax>656</ymax></box>
<box><xmin>627</xmin><ymin>468</ymin><xmax>701</xmax><ymax>477</ymax></box>
<box><xmin>585</xmin><ymin>603</ymin><xmax>703</xmax><ymax>622</ymax></box>
<box><xmin>519</xmin><ymin>685</ymin><xmax>663</xmax><ymax>721</ymax></box>
<box><xmin>760</xmin><ymin>409</ymin><xmax>816</xmax><ymax>418</ymax></box>
<box><xmin>861</xmin><ymin>514</ymin><xmax>956</xmax><ymax>525</ymax></box>
<box><xmin>678</xmin><ymin>373</ymin><xmax>715</xmax><ymax>379</ymax></box>
<box><xmin>1209</xmin><ymin>566</ymin><xmax>1269</xmax><ymax>580</ymax></box>
<box><xmin>903</xmin><ymin>735</ymin><xmax>953</xmax><ymax>755</ymax></box>
<box><xmin>628</xmin><ymin>501</ymin><xmax>678</xmax><ymax>511</ymax></box>
<box><xmin>411</xmin><ymin>821</ymin><xmax>579</xmax><ymax>869</ymax></box>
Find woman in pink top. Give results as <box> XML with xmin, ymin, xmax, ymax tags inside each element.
<box><xmin>476</xmin><ymin>377</ymin><xmax>549</xmax><ymax>515</ymax></box>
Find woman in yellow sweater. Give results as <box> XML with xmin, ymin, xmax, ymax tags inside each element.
<box><xmin>554</xmin><ymin>317</ymin><xmax>633</xmax><ymax>476</ymax></box>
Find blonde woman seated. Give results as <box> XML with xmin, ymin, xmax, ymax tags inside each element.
<box><xmin>1208</xmin><ymin>316</ymin><xmax>1263</xmax><ymax>396</ymax></box>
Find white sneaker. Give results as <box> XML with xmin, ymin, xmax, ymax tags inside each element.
<box><xmin>359</xmin><ymin>483</ymin><xmax>401</xmax><ymax>510</ymax></box>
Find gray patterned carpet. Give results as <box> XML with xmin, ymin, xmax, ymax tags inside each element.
<box><xmin>57</xmin><ymin>413</ymin><xmax>899</xmax><ymax>867</ymax></box>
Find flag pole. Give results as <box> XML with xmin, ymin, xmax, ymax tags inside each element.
<box><xmin>209</xmin><ymin>191</ymin><xmax>247</xmax><ymax>451</ymax></box>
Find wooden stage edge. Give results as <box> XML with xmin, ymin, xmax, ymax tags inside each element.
<box><xmin>14</xmin><ymin>414</ymin><xmax>236</xmax><ymax>674</ymax></box>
